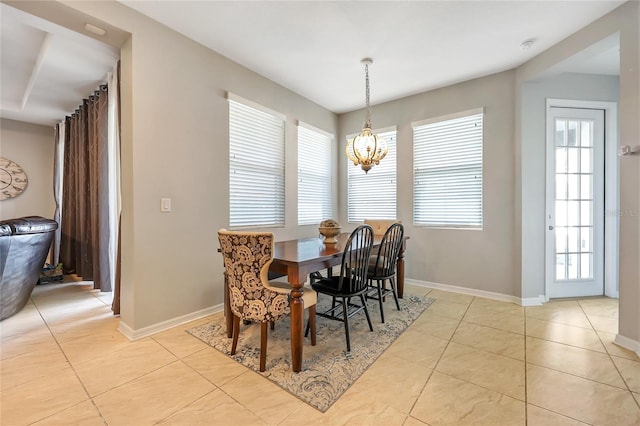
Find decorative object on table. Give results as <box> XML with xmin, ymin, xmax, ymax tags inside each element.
<box><xmin>0</xmin><ymin>157</ymin><xmax>28</xmax><ymax>200</ymax></box>
<box><xmin>187</xmin><ymin>293</ymin><xmax>434</xmax><ymax>412</ymax></box>
<box><xmin>39</xmin><ymin>263</ymin><xmax>64</xmax><ymax>285</ymax></box>
<box><xmin>345</xmin><ymin>58</ymin><xmax>388</xmax><ymax>173</ymax></box>
<box><xmin>318</xmin><ymin>219</ymin><xmax>341</xmax><ymax>244</ymax></box>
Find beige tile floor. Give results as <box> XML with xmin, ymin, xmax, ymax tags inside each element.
<box><xmin>2</xmin><ymin>280</ymin><xmax>640</xmax><ymax>426</ymax></box>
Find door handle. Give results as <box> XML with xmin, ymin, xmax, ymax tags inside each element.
<box><xmin>549</xmin><ymin>226</ymin><xmax>554</xmax><ymax>230</ymax></box>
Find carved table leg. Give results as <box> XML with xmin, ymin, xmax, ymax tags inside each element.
<box><xmin>289</xmin><ymin>273</ymin><xmax>305</xmax><ymax>372</ymax></box>
<box><xmin>397</xmin><ymin>243</ymin><xmax>405</xmax><ymax>299</ymax></box>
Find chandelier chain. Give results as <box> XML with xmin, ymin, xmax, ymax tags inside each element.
<box><xmin>364</xmin><ymin>63</ymin><xmax>371</xmax><ymax>128</ymax></box>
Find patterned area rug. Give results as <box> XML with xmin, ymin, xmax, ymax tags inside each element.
<box><xmin>186</xmin><ymin>295</ymin><xmax>434</xmax><ymax>412</ymax></box>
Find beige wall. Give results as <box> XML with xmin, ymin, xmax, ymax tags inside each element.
<box><xmin>622</xmin><ymin>0</ymin><xmax>640</xmax><ymax>346</ymax></box>
<box><xmin>60</xmin><ymin>1</ymin><xmax>338</xmax><ymax>331</ymax></box>
<box><xmin>0</xmin><ymin>118</ymin><xmax>55</xmax><ymax>220</ymax></box>
<box><xmin>28</xmin><ymin>1</ymin><xmax>639</xmax><ymax>348</ymax></box>
<box><xmin>338</xmin><ymin>71</ymin><xmax>518</xmax><ymax>297</ymax></box>
<box><xmin>519</xmin><ymin>73</ymin><xmax>620</xmax><ymax>301</ymax></box>
<box><xmin>516</xmin><ymin>1</ymin><xmax>639</xmax><ymax>344</ymax></box>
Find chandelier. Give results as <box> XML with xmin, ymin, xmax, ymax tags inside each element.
<box><xmin>346</xmin><ymin>58</ymin><xmax>388</xmax><ymax>173</ymax></box>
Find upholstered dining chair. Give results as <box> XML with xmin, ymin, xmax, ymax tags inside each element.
<box><xmin>364</xmin><ymin>219</ymin><xmax>401</xmax><ymax>236</ymax></box>
<box><xmin>308</xmin><ymin>224</ymin><xmax>374</xmax><ymax>353</ymax></box>
<box><xmin>218</xmin><ymin>229</ymin><xmax>317</xmax><ymax>372</ymax></box>
<box><xmin>366</xmin><ymin>222</ymin><xmax>404</xmax><ymax>323</ymax></box>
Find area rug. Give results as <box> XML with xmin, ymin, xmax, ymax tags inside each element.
<box><xmin>186</xmin><ymin>295</ymin><xmax>434</xmax><ymax>412</ymax></box>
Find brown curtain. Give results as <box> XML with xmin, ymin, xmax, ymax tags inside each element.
<box><xmin>52</xmin><ymin>123</ymin><xmax>63</xmax><ymax>265</ymax></box>
<box><xmin>60</xmin><ymin>85</ymin><xmax>112</xmax><ymax>292</ymax></box>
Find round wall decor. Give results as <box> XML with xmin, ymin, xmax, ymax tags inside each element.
<box><xmin>0</xmin><ymin>157</ymin><xmax>28</xmax><ymax>200</ymax></box>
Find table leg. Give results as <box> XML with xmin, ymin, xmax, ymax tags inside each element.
<box><xmin>397</xmin><ymin>242</ymin><xmax>406</xmax><ymax>298</ymax></box>
<box><xmin>289</xmin><ymin>273</ymin><xmax>305</xmax><ymax>372</ymax></box>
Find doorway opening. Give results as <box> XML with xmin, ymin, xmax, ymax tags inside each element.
<box><xmin>545</xmin><ymin>99</ymin><xmax>619</xmax><ymax>300</ymax></box>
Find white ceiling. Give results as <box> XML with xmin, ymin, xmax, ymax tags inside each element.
<box><xmin>0</xmin><ymin>3</ymin><xmax>120</xmax><ymax>127</ymax></box>
<box><xmin>1</xmin><ymin>1</ymin><xmax>623</xmax><ymax>127</ymax></box>
<box><xmin>120</xmin><ymin>0</ymin><xmax>623</xmax><ymax>113</ymax></box>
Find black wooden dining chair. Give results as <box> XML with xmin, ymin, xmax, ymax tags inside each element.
<box><xmin>365</xmin><ymin>222</ymin><xmax>404</xmax><ymax>323</ymax></box>
<box><xmin>307</xmin><ymin>224</ymin><xmax>375</xmax><ymax>352</ymax></box>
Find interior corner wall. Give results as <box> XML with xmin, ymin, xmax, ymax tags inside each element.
<box><xmin>0</xmin><ymin>118</ymin><xmax>55</xmax><ymax>221</ymax></box>
<box><xmin>117</xmin><ymin>35</ymin><xmax>135</xmax><ymax>331</ymax></box>
<box><xmin>519</xmin><ymin>73</ymin><xmax>620</xmax><ymax>300</ymax></box>
<box><xmin>516</xmin><ymin>0</ymin><xmax>639</xmax><ymax>344</ymax></box>
<box><xmin>338</xmin><ymin>70</ymin><xmax>519</xmax><ymax>297</ymax></box>
<box><xmin>618</xmin><ymin>0</ymin><xmax>640</xmax><ymax>346</ymax></box>
<box><xmin>60</xmin><ymin>1</ymin><xmax>338</xmax><ymax>332</ymax></box>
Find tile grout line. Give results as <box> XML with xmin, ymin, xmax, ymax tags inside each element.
<box><xmin>10</xmin><ymin>284</ymin><xmax>636</xmax><ymax>424</ymax></box>
<box><xmin>578</xmin><ymin>300</ymin><xmax>640</xmax><ymax>410</ymax></box>
<box><xmin>406</xmin><ymin>290</ymin><xmax>473</xmax><ymax>417</ymax></box>
<box><xmin>525</xmin><ymin>299</ymin><xmax>639</xmax><ymax>423</ymax></box>
<box><xmin>161</xmin><ymin>326</ymin><xmax>304</xmax><ymax>424</ymax></box>
<box><xmin>524</xmin><ymin>306</ymin><xmax>528</xmax><ymax>426</ymax></box>
<box><xmin>26</xmin><ymin>286</ymin><xmax>110</xmax><ymax>426</ymax></box>
<box><xmin>408</xmin><ymin>293</ymin><xmax>534</xmax><ymax>421</ymax></box>
<box><xmin>524</xmin><ymin>304</ymin><xmax>599</xmax><ymax>425</ymax></box>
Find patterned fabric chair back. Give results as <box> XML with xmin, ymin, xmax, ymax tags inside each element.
<box><xmin>218</xmin><ymin>230</ymin><xmax>290</xmax><ymax>323</ymax></box>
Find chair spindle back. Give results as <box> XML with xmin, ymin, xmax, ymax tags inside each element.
<box><xmin>337</xmin><ymin>225</ymin><xmax>374</xmax><ymax>294</ymax></box>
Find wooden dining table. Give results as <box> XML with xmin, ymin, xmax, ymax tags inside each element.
<box><xmin>223</xmin><ymin>232</ymin><xmax>408</xmax><ymax>372</ymax></box>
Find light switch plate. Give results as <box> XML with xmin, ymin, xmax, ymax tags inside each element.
<box><xmin>161</xmin><ymin>198</ymin><xmax>172</xmax><ymax>212</ymax></box>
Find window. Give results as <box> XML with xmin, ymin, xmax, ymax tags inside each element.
<box><xmin>298</xmin><ymin>122</ymin><xmax>333</xmax><ymax>225</ymax></box>
<box><xmin>347</xmin><ymin>127</ymin><xmax>397</xmax><ymax>222</ymax></box>
<box><xmin>228</xmin><ymin>94</ymin><xmax>285</xmax><ymax>228</ymax></box>
<box><xmin>413</xmin><ymin>109</ymin><xmax>483</xmax><ymax>228</ymax></box>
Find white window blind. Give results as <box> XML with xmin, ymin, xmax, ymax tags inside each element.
<box><xmin>413</xmin><ymin>109</ymin><xmax>483</xmax><ymax>228</ymax></box>
<box><xmin>347</xmin><ymin>128</ymin><xmax>397</xmax><ymax>222</ymax></box>
<box><xmin>229</xmin><ymin>96</ymin><xmax>285</xmax><ymax>228</ymax></box>
<box><xmin>298</xmin><ymin>123</ymin><xmax>333</xmax><ymax>225</ymax></box>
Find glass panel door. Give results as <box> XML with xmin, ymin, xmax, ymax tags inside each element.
<box><xmin>546</xmin><ymin>107</ymin><xmax>604</xmax><ymax>298</ymax></box>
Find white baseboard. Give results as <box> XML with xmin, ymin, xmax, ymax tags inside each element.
<box><xmin>521</xmin><ymin>295</ymin><xmax>548</xmax><ymax>306</ymax></box>
<box><xmin>118</xmin><ymin>303</ymin><xmax>223</xmax><ymax>341</ymax></box>
<box><xmin>405</xmin><ymin>278</ymin><xmax>548</xmax><ymax>307</ymax></box>
<box><xmin>613</xmin><ymin>334</ymin><xmax>640</xmax><ymax>358</ymax></box>
<box><xmin>605</xmin><ymin>290</ymin><xmax>619</xmax><ymax>299</ymax></box>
